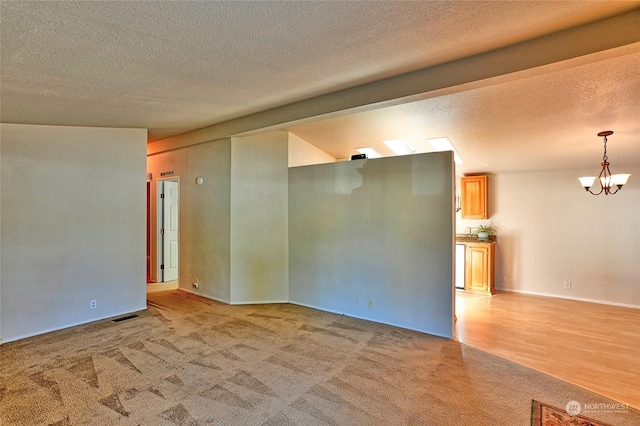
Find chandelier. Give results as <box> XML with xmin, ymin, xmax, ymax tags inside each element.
<box><xmin>578</xmin><ymin>131</ymin><xmax>631</xmax><ymax>195</ymax></box>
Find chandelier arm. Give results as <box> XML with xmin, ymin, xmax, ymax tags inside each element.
<box><xmin>587</xmin><ymin>186</ymin><xmax>603</xmax><ymax>195</ymax></box>
<box><xmin>603</xmin><ymin>162</ymin><xmax>612</xmax><ymax>195</ymax></box>
<box><xmin>587</xmin><ymin>164</ymin><xmax>607</xmax><ymax>195</ymax></box>
<box><xmin>607</xmin><ymin>165</ymin><xmax>622</xmax><ymax>195</ymax></box>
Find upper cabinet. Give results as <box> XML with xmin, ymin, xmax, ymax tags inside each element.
<box><xmin>461</xmin><ymin>175</ymin><xmax>488</xmax><ymax>219</ymax></box>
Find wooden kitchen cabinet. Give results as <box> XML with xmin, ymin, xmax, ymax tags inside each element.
<box><xmin>461</xmin><ymin>175</ymin><xmax>488</xmax><ymax>219</ymax></box>
<box><xmin>464</xmin><ymin>241</ymin><xmax>495</xmax><ymax>294</ymax></box>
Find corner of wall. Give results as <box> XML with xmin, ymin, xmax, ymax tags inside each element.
<box><xmin>287</xmin><ymin>132</ymin><xmax>336</xmax><ymax>167</ymax></box>
<box><xmin>147</xmin><ymin>137</ymin><xmax>233</xmax><ymax>304</ymax></box>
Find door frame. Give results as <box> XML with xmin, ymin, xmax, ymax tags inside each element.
<box><xmin>146</xmin><ymin>178</ymin><xmax>152</xmax><ymax>283</ymax></box>
<box><xmin>157</xmin><ymin>176</ymin><xmax>180</xmax><ymax>283</ymax></box>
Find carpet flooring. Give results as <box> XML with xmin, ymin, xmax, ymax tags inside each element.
<box><xmin>1</xmin><ymin>290</ymin><xmax>638</xmax><ymax>425</ymax></box>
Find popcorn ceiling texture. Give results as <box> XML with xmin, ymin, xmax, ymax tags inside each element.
<box><xmin>1</xmin><ymin>1</ymin><xmax>638</xmax><ymax>147</ymax></box>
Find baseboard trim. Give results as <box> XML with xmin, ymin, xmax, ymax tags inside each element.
<box><xmin>177</xmin><ymin>290</ymin><xmax>454</xmax><ymax>338</ymax></box>
<box><xmin>178</xmin><ymin>287</ymin><xmax>229</xmax><ymax>304</ymax></box>
<box><xmin>0</xmin><ymin>306</ymin><xmax>148</xmax><ymax>345</ymax></box>
<box><xmin>230</xmin><ymin>299</ymin><xmax>289</xmax><ymax>305</ymax></box>
<box><xmin>496</xmin><ymin>287</ymin><xmax>640</xmax><ymax>310</ymax></box>
<box><xmin>289</xmin><ymin>300</ymin><xmax>453</xmax><ymax>339</ymax></box>
<box><xmin>177</xmin><ymin>288</ymin><xmax>290</xmax><ymax>305</ymax></box>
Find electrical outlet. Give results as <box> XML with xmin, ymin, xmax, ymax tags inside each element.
<box><xmin>368</xmin><ymin>299</ymin><xmax>374</xmax><ymax>309</ymax></box>
<box><xmin>564</xmin><ymin>281</ymin><xmax>571</xmax><ymax>290</ymax></box>
<box><xmin>90</xmin><ymin>300</ymin><xmax>97</xmax><ymax>310</ymax></box>
<box><xmin>192</xmin><ymin>279</ymin><xmax>199</xmax><ymax>289</ymax></box>
<box><xmin>357</xmin><ymin>298</ymin><xmax>363</xmax><ymax>307</ymax></box>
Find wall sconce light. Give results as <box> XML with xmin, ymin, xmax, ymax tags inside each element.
<box><xmin>578</xmin><ymin>131</ymin><xmax>631</xmax><ymax>195</ymax></box>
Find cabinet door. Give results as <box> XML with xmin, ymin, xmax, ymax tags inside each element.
<box><xmin>465</xmin><ymin>244</ymin><xmax>491</xmax><ymax>293</ymax></box>
<box><xmin>461</xmin><ymin>175</ymin><xmax>488</xmax><ymax>219</ymax></box>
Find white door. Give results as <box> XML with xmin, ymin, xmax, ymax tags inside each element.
<box><xmin>160</xmin><ymin>180</ymin><xmax>179</xmax><ymax>282</ymax></box>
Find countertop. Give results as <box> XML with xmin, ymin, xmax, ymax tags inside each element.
<box><xmin>456</xmin><ymin>234</ymin><xmax>497</xmax><ymax>243</ymax></box>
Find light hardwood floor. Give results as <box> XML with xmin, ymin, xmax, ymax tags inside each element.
<box><xmin>454</xmin><ymin>290</ymin><xmax>640</xmax><ymax>409</ymax></box>
<box><xmin>146</xmin><ymin>280</ymin><xmax>179</xmax><ymax>293</ymax></box>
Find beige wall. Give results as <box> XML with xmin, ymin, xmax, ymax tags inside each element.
<box><xmin>230</xmin><ymin>131</ymin><xmax>289</xmax><ymax>303</ymax></box>
<box><xmin>457</xmin><ymin>165</ymin><xmax>640</xmax><ymax>307</ymax></box>
<box><xmin>147</xmin><ymin>138</ymin><xmax>232</xmax><ymax>302</ymax></box>
<box><xmin>0</xmin><ymin>124</ymin><xmax>147</xmax><ymax>343</ymax></box>
<box><xmin>147</xmin><ymin>132</ymin><xmax>289</xmax><ymax>305</ymax></box>
<box><xmin>289</xmin><ymin>152</ymin><xmax>455</xmax><ymax>338</ymax></box>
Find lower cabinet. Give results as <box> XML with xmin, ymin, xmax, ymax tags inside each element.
<box><xmin>464</xmin><ymin>241</ymin><xmax>495</xmax><ymax>294</ymax></box>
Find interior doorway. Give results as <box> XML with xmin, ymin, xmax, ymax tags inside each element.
<box><xmin>158</xmin><ymin>178</ymin><xmax>179</xmax><ymax>283</ymax></box>
<box><xmin>146</xmin><ymin>180</ymin><xmax>152</xmax><ymax>282</ymax></box>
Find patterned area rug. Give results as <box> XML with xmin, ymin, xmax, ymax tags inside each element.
<box><xmin>531</xmin><ymin>400</ymin><xmax>612</xmax><ymax>426</ymax></box>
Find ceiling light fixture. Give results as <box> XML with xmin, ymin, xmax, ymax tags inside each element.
<box><xmin>355</xmin><ymin>147</ymin><xmax>382</xmax><ymax>159</ymax></box>
<box><xmin>383</xmin><ymin>139</ymin><xmax>415</xmax><ymax>155</ymax></box>
<box><xmin>578</xmin><ymin>131</ymin><xmax>631</xmax><ymax>195</ymax></box>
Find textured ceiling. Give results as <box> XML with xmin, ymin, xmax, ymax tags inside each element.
<box><xmin>1</xmin><ymin>1</ymin><xmax>639</xmax><ymax>175</ymax></box>
<box><xmin>287</xmin><ymin>48</ymin><xmax>640</xmax><ymax>174</ymax></box>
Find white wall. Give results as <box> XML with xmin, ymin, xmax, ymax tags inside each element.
<box><xmin>0</xmin><ymin>131</ymin><xmax>3</xmax><ymax>342</ymax></box>
<box><xmin>147</xmin><ymin>139</ymin><xmax>232</xmax><ymax>302</ymax></box>
<box><xmin>289</xmin><ymin>152</ymin><xmax>455</xmax><ymax>338</ymax></box>
<box><xmin>288</xmin><ymin>133</ymin><xmax>336</xmax><ymax>167</ymax></box>
<box><xmin>0</xmin><ymin>124</ymin><xmax>147</xmax><ymax>343</ymax></box>
<box><xmin>230</xmin><ymin>131</ymin><xmax>289</xmax><ymax>303</ymax></box>
<box><xmin>457</xmin><ymin>166</ymin><xmax>640</xmax><ymax>307</ymax></box>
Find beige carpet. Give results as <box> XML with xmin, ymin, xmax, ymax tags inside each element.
<box><xmin>1</xmin><ymin>290</ymin><xmax>638</xmax><ymax>425</ymax></box>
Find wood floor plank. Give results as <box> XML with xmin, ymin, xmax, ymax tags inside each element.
<box><xmin>454</xmin><ymin>290</ymin><xmax>640</xmax><ymax>409</ymax></box>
